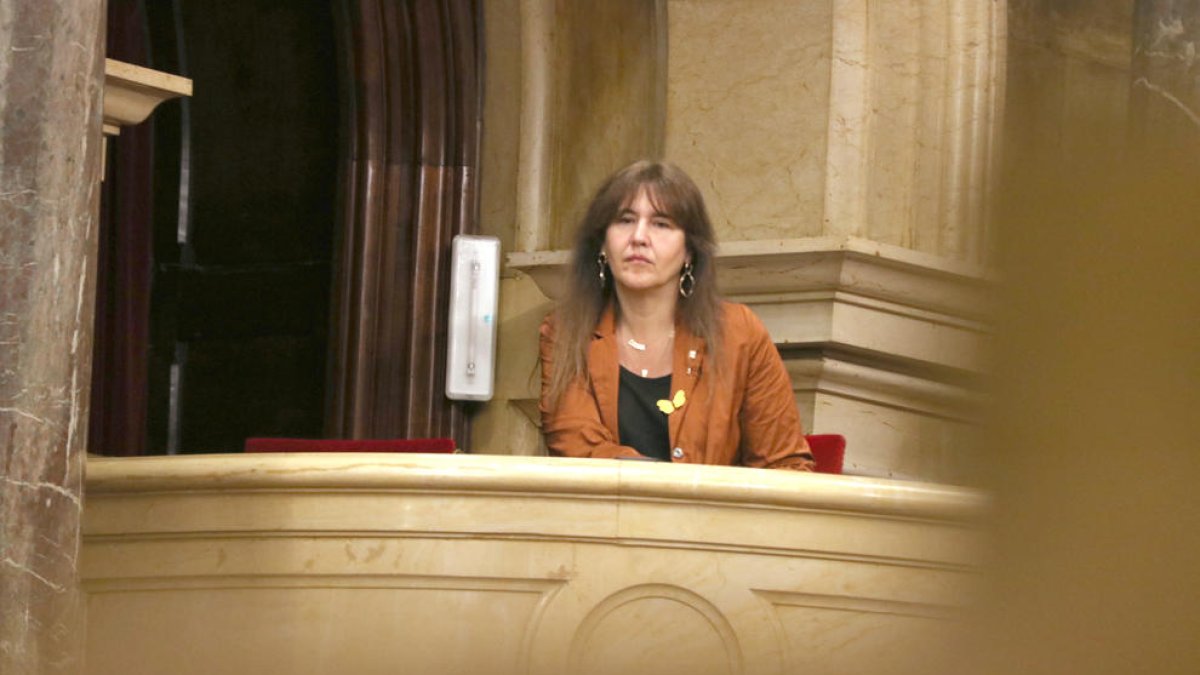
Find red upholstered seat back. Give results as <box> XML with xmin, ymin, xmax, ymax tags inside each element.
<box><xmin>243</xmin><ymin>438</ymin><xmax>456</xmax><ymax>454</ymax></box>
<box><xmin>804</xmin><ymin>434</ymin><xmax>846</xmax><ymax>474</ymax></box>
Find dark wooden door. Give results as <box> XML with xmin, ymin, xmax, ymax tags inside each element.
<box><xmin>93</xmin><ymin>0</ymin><xmax>482</xmax><ymax>455</ymax></box>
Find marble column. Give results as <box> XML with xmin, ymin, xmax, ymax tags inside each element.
<box><xmin>0</xmin><ymin>1</ymin><xmax>107</xmax><ymax>673</ymax></box>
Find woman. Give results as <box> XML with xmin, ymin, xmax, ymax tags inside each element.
<box><xmin>539</xmin><ymin>160</ymin><xmax>814</xmax><ymax>470</ymax></box>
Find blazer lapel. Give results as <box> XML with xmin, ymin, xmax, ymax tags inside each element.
<box><xmin>668</xmin><ymin>321</ymin><xmax>706</xmax><ymax>450</ymax></box>
<box><xmin>589</xmin><ymin>305</ymin><xmax>620</xmax><ymax>439</ymax></box>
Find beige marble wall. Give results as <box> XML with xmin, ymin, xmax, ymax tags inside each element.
<box><xmin>664</xmin><ymin>0</ymin><xmax>1004</xmax><ymax>262</ymax></box>
<box><xmin>481</xmin><ymin>0</ymin><xmax>668</xmax><ymax>455</ymax></box>
<box><xmin>864</xmin><ymin>0</ymin><xmax>1004</xmax><ymax>262</ymax></box>
<box><xmin>497</xmin><ymin>1</ymin><xmax>1004</xmax><ymax>260</ymax></box>
<box><xmin>501</xmin><ymin>0</ymin><xmax>667</xmax><ymax>253</ymax></box>
<box><xmin>0</xmin><ymin>1</ymin><xmax>107</xmax><ymax>672</ymax></box>
<box><xmin>664</xmin><ymin>0</ymin><xmax>832</xmax><ymax>241</ymax></box>
<box><xmin>477</xmin><ymin>0</ymin><xmax>545</xmax><ymax>456</ymax></box>
<box><xmin>546</xmin><ymin>0</ymin><xmax>665</xmax><ymax>250</ymax></box>
<box><xmin>480</xmin><ymin>0</ymin><xmax>522</xmax><ymax>255</ymax></box>
<box><xmin>469</xmin><ymin>274</ymin><xmax>548</xmax><ymax>456</ymax></box>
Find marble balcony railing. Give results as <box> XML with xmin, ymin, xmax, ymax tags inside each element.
<box><xmin>82</xmin><ymin>452</ymin><xmax>985</xmax><ymax>675</ymax></box>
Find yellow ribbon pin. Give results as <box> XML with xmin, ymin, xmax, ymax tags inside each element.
<box><xmin>656</xmin><ymin>389</ymin><xmax>687</xmax><ymax>415</ymax></box>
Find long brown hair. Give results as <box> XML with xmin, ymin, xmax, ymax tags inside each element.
<box><xmin>545</xmin><ymin>160</ymin><xmax>723</xmax><ymax>407</ymax></box>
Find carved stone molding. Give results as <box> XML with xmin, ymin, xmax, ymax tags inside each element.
<box><xmin>102</xmin><ymin>58</ymin><xmax>191</xmax><ymax>136</ymax></box>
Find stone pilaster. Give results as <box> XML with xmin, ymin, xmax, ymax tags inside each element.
<box><xmin>0</xmin><ymin>1</ymin><xmax>106</xmax><ymax>672</ymax></box>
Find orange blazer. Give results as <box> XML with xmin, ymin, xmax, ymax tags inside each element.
<box><xmin>539</xmin><ymin>302</ymin><xmax>814</xmax><ymax>470</ymax></box>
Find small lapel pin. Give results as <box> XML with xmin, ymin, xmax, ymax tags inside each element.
<box><xmin>656</xmin><ymin>389</ymin><xmax>687</xmax><ymax>415</ymax></box>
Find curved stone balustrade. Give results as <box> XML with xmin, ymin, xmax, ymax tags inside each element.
<box><xmin>82</xmin><ymin>453</ymin><xmax>985</xmax><ymax>674</ymax></box>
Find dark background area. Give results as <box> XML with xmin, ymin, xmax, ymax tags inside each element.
<box><xmin>96</xmin><ymin>0</ymin><xmax>339</xmax><ymax>454</ymax></box>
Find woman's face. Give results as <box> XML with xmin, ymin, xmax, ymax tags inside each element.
<box><xmin>602</xmin><ymin>187</ymin><xmax>689</xmax><ymax>296</ymax></box>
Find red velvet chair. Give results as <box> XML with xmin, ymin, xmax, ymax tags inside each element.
<box><xmin>243</xmin><ymin>437</ymin><xmax>456</xmax><ymax>453</ymax></box>
<box><xmin>804</xmin><ymin>434</ymin><xmax>845</xmax><ymax>474</ymax></box>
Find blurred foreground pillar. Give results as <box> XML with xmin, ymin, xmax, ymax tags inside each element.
<box><xmin>963</xmin><ymin>1</ymin><xmax>1200</xmax><ymax>672</ymax></box>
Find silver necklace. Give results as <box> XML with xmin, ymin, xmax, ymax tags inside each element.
<box><xmin>621</xmin><ymin>328</ymin><xmax>673</xmax><ymax>377</ymax></box>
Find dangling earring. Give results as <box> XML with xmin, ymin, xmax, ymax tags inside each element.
<box><xmin>597</xmin><ymin>251</ymin><xmax>608</xmax><ymax>285</ymax></box>
<box><xmin>679</xmin><ymin>260</ymin><xmax>695</xmax><ymax>298</ymax></box>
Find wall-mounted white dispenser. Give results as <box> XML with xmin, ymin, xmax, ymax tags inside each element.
<box><xmin>445</xmin><ymin>235</ymin><xmax>501</xmax><ymax>401</ymax></box>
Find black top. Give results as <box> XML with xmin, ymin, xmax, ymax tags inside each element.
<box><xmin>618</xmin><ymin>367</ymin><xmax>672</xmax><ymax>461</ymax></box>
